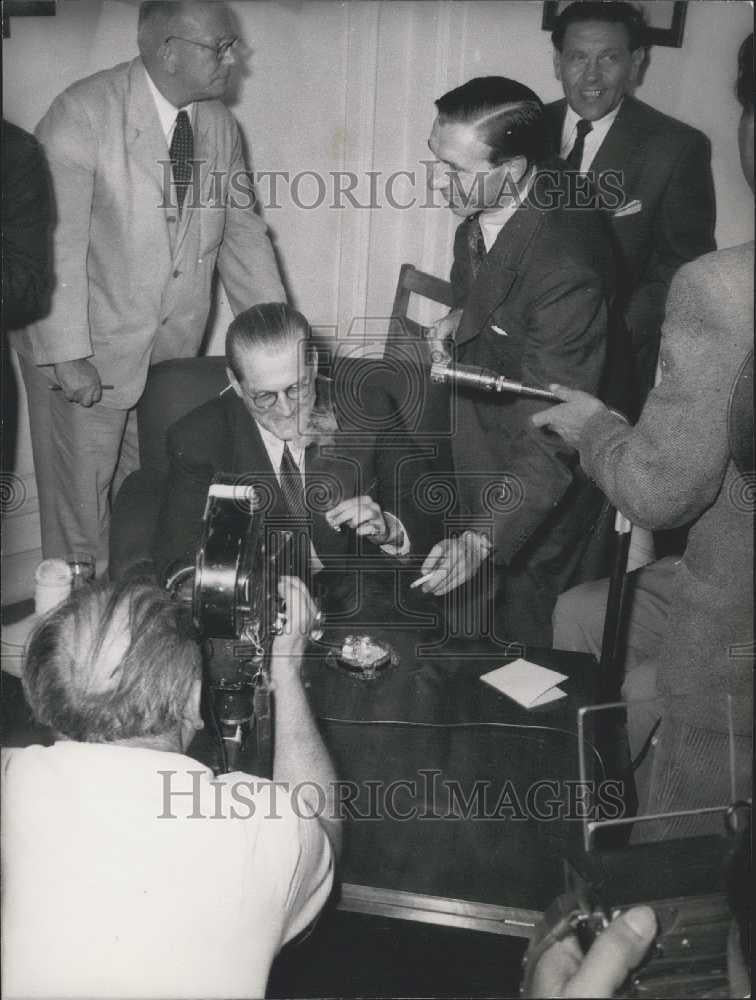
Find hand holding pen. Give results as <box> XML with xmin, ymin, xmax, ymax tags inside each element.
<box><xmin>50</xmin><ymin>360</ymin><xmax>111</xmax><ymax>407</ymax></box>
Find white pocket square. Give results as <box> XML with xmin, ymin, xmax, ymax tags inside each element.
<box><xmin>613</xmin><ymin>199</ymin><xmax>643</xmax><ymax>218</ymax></box>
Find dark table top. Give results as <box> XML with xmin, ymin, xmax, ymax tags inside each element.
<box><xmin>217</xmin><ymin>560</ymin><xmax>613</xmax><ymax>912</ymax></box>
<box><xmin>1</xmin><ymin>563</ymin><xmax>617</xmax><ymax>914</ymax></box>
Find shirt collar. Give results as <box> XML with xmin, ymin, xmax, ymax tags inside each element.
<box><xmin>144</xmin><ymin>69</ymin><xmax>195</xmax><ymax>143</ymax></box>
<box><xmin>255</xmin><ymin>420</ymin><xmax>305</xmax><ymax>472</ymax></box>
<box><xmin>563</xmin><ymin>98</ymin><xmax>623</xmax><ymax>144</ymax></box>
<box><xmin>478</xmin><ymin>167</ymin><xmax>536</xmax><ymax>248</ymax></box>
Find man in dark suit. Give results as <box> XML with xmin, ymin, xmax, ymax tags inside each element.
<box><xmin>533</xmin><ymin>33</ymin><xmax>754</xmax><ymax>835</ymax></box>
<box><xmin>1</xmin><ymin>120</ymin><xmax>52</xmax><ymax>475</ymax></box>
<box><xmin>418</xmin><ymin>77</ymin><xmax>615</xmax><ymax>645</ymax></box>
<box><xmin>154</xmin><ymin>303</ymin><xmax>435</xmax><ymax>580</ymax></box>
<box><xmin>545</xmin><ymin>1</ymin><xmax>716</xmax><ymax>406</ymax></box>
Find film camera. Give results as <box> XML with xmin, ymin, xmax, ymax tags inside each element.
<box><xmin>164</xmin><ymin>475</ymin><xmax>314</xmax><ymax>775</ymax></box>
<box><xmin>164</xmin><ymin>472</ymin><xmax>400</xmax><ymax>772</ymax></box>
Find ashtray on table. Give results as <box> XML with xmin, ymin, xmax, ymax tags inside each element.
<box><xmin>325</xmin><ymin>634</ymin><xmax>399</xmax><ymax>681</ymax></box>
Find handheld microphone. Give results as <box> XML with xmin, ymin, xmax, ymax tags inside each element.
<box><xmin>430</xmin><ymin>360</ymin><xmax>560</xmax><ymax>402</ymax></box>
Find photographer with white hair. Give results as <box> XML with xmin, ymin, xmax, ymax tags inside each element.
<box><xmin>2</xmin><ymin>575</ymin><xmax>340</xmax><ymax>999</ymax></box>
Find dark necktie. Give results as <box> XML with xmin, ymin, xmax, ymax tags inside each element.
<box><xmin>468</xmin><ymin>216</ymin><xmax>487</xmax><ymax>281</ymax></box>
<box><xmin>169</xmin><ymin>109</ymin><xmax>193</xmax><ymax>215</ymax></box>
<box><xmin>566</xmin><ymin>118</ymin><xmax>593</xmax><ymax>171</ymax></box>
<box><xmin>279</xmin><ymin>443</ymin><xmax>308</xmax><ymax>520</ymax></box>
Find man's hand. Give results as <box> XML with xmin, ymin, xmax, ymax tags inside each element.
<box><xmin>53</xmin><ymin>359</ymin><xmax>102</xmax><ymax>407</ymax></box>
<box><xmin>272</xmin><ymin>575</ymin><xmax>317</xmax><ymax>663</ymax></box>
<box><xmin>526</xmin><ymin>906</ymin><xmax>657</xmax><ymax>998</ymax></box>
<box><xmin>417</xmin><ymin>530</ymin><xmax>491</xmax><ymax>595</ymax></box>
<box><xmin>326</xmin><ymin>496</ymin><xmax>393</xmax><ymax>545</ymax></box>
<box><xmin>530</xmin><ymin>383</ymin><xmax>607</xmax><ymax>448</ymax></box>
<box><xmin>270</xmin><ymin>574</ymin><xmax>342</xmax><ymax>857</ymax></box>
<box><xmin>426</xmin><ymin>307</ymin><xmax>463</xmax><ymax>363</ymax></box>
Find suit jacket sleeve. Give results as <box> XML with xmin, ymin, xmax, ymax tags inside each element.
<box><xmin>359</xmin><ymin>363</ymin><xmax>443</xmax><ymax>556</ymax></box>
<box><xmin>1</xmin><ymin>124</ymin><xmax>53</xmax><ymax>334</ymax></box>
<box><xmin>153</xmin><ymin>422</ymin><xmax>217</xmax><ymax>579</ymax></box>
<box><xmin>31</xmin><ymin>93</ymin><xmax>98</xmax><ymax>365</ymax></box>
<box><xmin>493</xmin><ymin>263</ymin><xmax>608</xmax><ymax>563</ymax></box>
<box><xmin>624</xmin><ymin>130</ymin><xmax>715</xmax><ymax>349</ymax></box>
<box><xmin>374</xmin><ymin>436</ymin><xmax>439</xmax><ymax>556</ymax></box>
<box><xmin>217</xmin><ymin>122</ymin><xmax>285</xmax><ymax>311</ymax></box>
<box><xmin>579</xmin><ymin>259</ymin><xmax>735</xmax><ymax>529</ymax></box>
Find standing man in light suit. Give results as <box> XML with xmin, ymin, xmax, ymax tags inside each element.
<box><xmin>11</xmin><ymin>1</ymin><xmax>285</xmax><ymax>568</ymax></box>
<box><xmin>545</xmin><ymin>1</ymin><xmax>716</xmax><ymax>408</ymax></box>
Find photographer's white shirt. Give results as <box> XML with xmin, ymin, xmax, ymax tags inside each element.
<box><xmin>1</xmin><ymin>741</ymin><xmax>333</xmax><ymax>999</ymax></box>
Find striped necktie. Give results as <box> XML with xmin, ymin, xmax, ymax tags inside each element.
<box><xmin>279</xmin><ymin>443</ymin><xmax>308</xmax><ymax>520</ymax></box>
<box><xmin>169</xmin><ymin>109</ymin><xmax>194</xmax><ymax>215</ymax></box>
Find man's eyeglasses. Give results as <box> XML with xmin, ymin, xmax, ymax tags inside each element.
<box><xmin>165</xmin><ymin>36</ymin><xmax>238</xmax><ymax>62</ymax></box>
<box><xmin>245</xmin><ymin>375</ymin><xmax>314</xmax><ymax>412</ymax></box>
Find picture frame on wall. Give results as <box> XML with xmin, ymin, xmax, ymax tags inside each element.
<box><xmin>3</xmin><ymin>1</ymin><xmax>56</xmax><ymax>39</ymax></box>
<box><xmin>541</xmin><ymin>1</ymin><xmax>688</xmax><ymax>48</ymax></box>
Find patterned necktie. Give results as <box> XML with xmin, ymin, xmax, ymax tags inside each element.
<box><xmin>279</xmin><ymin>443</ymin><xmax>308</xmax><ymax>520</ymax></box>
<box><xmin>566</xmin><ymin>118</ymin><xmax>593</xmax><ymax>171</ymax></box>
<box><xmin>169</xmin><ymin>109</ymin><xmax>193</xmax><ymax>215</ymax></box>
<box><xmin>468</xmin><ymin>216</ymin><xmax>487</xmax><ymax>281</ymax></box>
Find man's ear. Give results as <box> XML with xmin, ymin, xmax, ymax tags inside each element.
<box><xmin>491</xmin><ymin>154</ymin><xmax>528</xmax><ymax>197</ymax></box>
<box><xmin>553</xmin><ymin>47</ymin><xmax>563</xmax><ymax>82</ymax></box>
<box><xmin>158</xmin><ymin>39</ymin><xmax>177</xmax><ymax>75</ymax></box>
<box><xmin>185</xmin><ymin>678</ymin><xmax>203</xmax><ymax>730</ymax></box>
<box><xmin>628</xmin><ymin>46</ymin><xmax>645</xmax><ymax>85</ymax></box>
<box><xmin>226</xmin><ymin>366</ymin><xmax>243</xmax><ymax>398</ymax></box>
<box><xmin>506</xmin><ymin>155</ymin><xmax>529</xmax><ymax>187</ymax></box>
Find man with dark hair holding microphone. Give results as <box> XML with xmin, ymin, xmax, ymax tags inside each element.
<box><xmin>419</xmin><ymin>76</ymin><xmax>616</xmax><ymax>645</ymax></box>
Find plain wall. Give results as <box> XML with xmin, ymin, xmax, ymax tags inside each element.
<box><xmin>3</xmin><ymin>0</ymin><xmax>753</xmax><ymax>341</ymax></box>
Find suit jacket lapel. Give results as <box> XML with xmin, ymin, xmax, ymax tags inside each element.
<box><xmin>228</xmin><ymin>396</ymin><xmax>351</xmax><ymax>558</ymax></box>
<box><xmin>125</xmin><ymin>59</ymin><xmax>173</xmax><ymax>260</ymax></box>
<box><xmin>456</xmin><ymin>203</ymin><xmax>545</xmax><ymax>347</ymax></box>
<box><xmin>547</xmin><ymin>96</ymin><xmax>646</xmax><ymax>208</ymax></box>
<box><xmin>227</xmin><ymin>396</ymin><xmax>290</xmax><ymax>519</ymax></box>
<box><xmin>589</xmin><ymin>97</ymin><xmax>646</xmax><ymax>199</ymax></box>
<box><xmin>306</xmin><ymin>436</ymin><xmax>357</xmax><ymax>557</ymax></box>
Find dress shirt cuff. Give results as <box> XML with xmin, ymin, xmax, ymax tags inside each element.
<box><xmin>379</xmin><ymin>512</ymin><xmax>410</xmax><ymax>556</ymax></box>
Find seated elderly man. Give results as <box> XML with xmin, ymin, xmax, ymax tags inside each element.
<box><xmin>154</xmin><ymin>302</ymin><xmax>437</xmax><ymax>581</ymax></box>
<box><xmin>1</xmin><ymin>576</ymin><xmax>340</xmax><ymax>999</ymax></box>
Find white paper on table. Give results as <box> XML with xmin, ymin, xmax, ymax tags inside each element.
<box><xmin>480</xmin><ymin>658</ymin><xmax>568</xmax><ymax>708</ymax></box>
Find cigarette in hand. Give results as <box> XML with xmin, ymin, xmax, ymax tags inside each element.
<box><xmin>410</xmin><ymin>572</ymin><xmax>435</xmax><ymax>589</ymax></box>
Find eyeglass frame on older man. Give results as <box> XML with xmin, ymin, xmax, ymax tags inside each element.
<box><xmin>242</xmin><ymin>372</ymin><xmax>316</xmax><ymax>412</ymax></box>
<box><xmin>165</xmin><ymin>35</ymin><xmax>238</xmax><ymax>61</ymax></box>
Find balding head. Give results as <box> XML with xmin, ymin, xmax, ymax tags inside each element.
<box><xmin>138</xmin><ymin>1</ymin><xmax>237</xmax><ymax>106</ymax></box>
<box><xmin>23</xmin><ymin>579</ymin><xmax>203</xmax><ymax>748</ymax></box>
